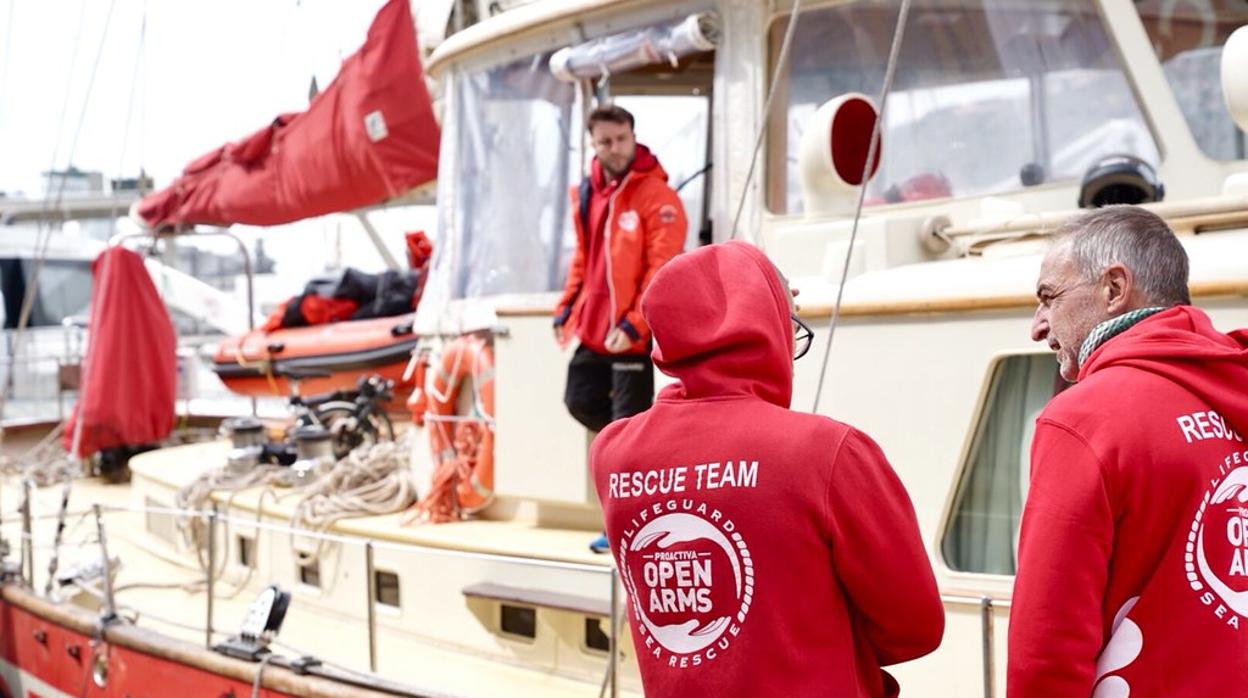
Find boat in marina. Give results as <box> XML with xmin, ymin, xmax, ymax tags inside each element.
<box><xmin>4</xmin><ymin>1</ymin><xmax>1248</xmax><ymax>696</ymax></box>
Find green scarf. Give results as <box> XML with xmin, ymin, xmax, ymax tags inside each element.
<box><xmin>1077</xmin><ymin>306</ymin><xmax>1167</xmax><ymax>368</ymax></box>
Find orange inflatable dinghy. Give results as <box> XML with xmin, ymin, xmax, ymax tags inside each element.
<box><xmin>212</xmin><ymin>314</ymin><xmax>418</xmax><ymax>399</ymax></box>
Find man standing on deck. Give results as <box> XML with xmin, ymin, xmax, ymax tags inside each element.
<box><xmin>590</xmin><ymin>241</ymin><xmax>944</xmax><ymax>697</ymax></box>
<box><xmin>553</xmin><ymin>104</ymin><xmax>686</xmax><ymax>434</ymax></box>
<box><xmin>1010</xmin><ymin>206</ymin><xmax>1248</xmax><ymax>695</ymax></box>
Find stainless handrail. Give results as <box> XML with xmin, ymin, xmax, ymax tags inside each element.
<box><xmin>93</xmin><ymin>504</ymin><xmax>118</xmax><ymax>623</ymax></box>
<box><xmin>205</xmin><ymin>504</ymin><xmax>217</xmax><ymax>649</ymax></box>
<box><xmin>2</xmin><ymin>499</ymin><xmax>1031</xmax><ymax>697</ymax></box>
<box><xmin>365</xmin><ymin>541</ymin><xmax>378</xmax><ymax>673</ymax></box>
<box><xmin>980</xmin><ymin>597</ymin><xmax>996</xmax><ymax>698</ymax></box>
<box><xmin>6</xmin><ymin>499</ymin><xmax>621</xmax><ymax>695</ymax></box>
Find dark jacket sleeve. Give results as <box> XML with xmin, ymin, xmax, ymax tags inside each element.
<box><xmin>1007</xmin><ymin>419</ymin><xmax>1113</xmax><ymax>697</ymax></box>
<box><xmin>555</xmin><ymin>185</ymin><xmax>587</xmax><ymax>328</ymax></box>
<box><xmin>826</xmin><ymin>428</ymin><xmax>945</xmax><ymax>665</ymax></box>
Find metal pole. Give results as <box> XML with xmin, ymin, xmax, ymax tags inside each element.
<box><xmin>93</xmin><ymin>505</ymin><xmax>117</xmax><ymax>622</ymax></box>
<box><xmin>609</xmin><ymin>567</ymin><xmax>619</xmax><ymax>698</ymax></box>
<box><xmin>43</xmin><ymin>475</ymin><xmax>74</xmax><ymax>595</ymax></box>
<box><xmin>353</xmin><ymin>213</ymin><xmax>401</xmax><ymax>271</ymax></box>
<box><xmin>365</xmin><ymin>541</ymin><xmax>378</xmax><ymax>673</ymax></box>
<box><xmin>980</xmin><ymin>596</ymin><xmax>995</xmax><ymax>698</ymax></box>
<box><xmin>205</xmin><ymin>504</ymin><xmax>217</xmax><ymax>649</ymax></box>
<box><xmin>110</xmin><ymin>229</ymin><xmax>257</xmax><ymax>414</ymax></box>
<box><xmin>21</xmin><ymin>479</ymin><xmax>32</xmax><ymax>586</ymax></box>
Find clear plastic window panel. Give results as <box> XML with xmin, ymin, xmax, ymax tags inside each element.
<box><xmin>613</xmin><ymin>95</ymin><xmax>710</xmax><ymax>251</ymax></box>
<box><xmin>446</xmin><ymin>54</ymin><xmax>580</xmax><ymax>299</ymax></box>
<box><xmin>1134</xmin><ymin>0</ymin><xmax>1248</xmax><ymax>162</ymax></box>
<box><xmin>768</xmin><ymin>0</ymin><xmax>1160</xmax><ymax>214</ymax></box>
<box><xmin>942</xmin><ymin>355</ymin><xmax>1064</xmax><ymax>576</ymax></box>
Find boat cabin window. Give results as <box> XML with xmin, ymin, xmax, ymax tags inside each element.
<box><xmin>766</xmin><ymin>0</ymin><xmax>1159</xmax><ymax>214</ymax></box>
<box><xmin>374</xmin><ymin>570</ymin><xmax>400</xmax><ymax>608</ymax></box>
<box><xmin>440</xmin><ymin>53</ymin><xmax>581</xmax><ymax>299</ymax></box>
<box><xmin>237</xmin><ymin>535</ymin><xmax>255</xmax><ymax>568</ymax></box>
<box><xmin>0</xmin><ymin>258</ymin><xmax>92</xmax><ymax>329</ymax></box>
<box><xmin>584</xmin><ymin>617</ymin><xmax>610</xmax><ymax>653</ymax></box>
<box><xmin>1134</xmin><ymin>1</ymin><xmax>1248</xmax><ymax>161</ymax></box>
<box><xmin>942</xmin><ymin>354</ymin><xmax>1067</xmax><ymax>576</ymax></box>
<box><xmin>298</xmin><ymin>560</ymin><xmax>321</xmax><ymax>588</ymax></box>
<box><xmin>499</xmin><ymin>604</ymin><xmax>537</xmax><ymax>640</ymax></box>
<box><xmin>599</xmin><ymin>31</ymin><xmax>715</xmax><ymax>249</ymax></box>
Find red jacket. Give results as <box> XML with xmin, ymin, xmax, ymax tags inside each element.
<box><xmin>555</xmin><ymin>145</ymin><xmax>686</xmax><ymax>355</ymax></box>
<box><xmin>1009</xmin><ymin>306</ymin><xmax>1248</xmax><ymax>697</ymax></box>
<box><xmin>590</xmin><ymin>241</ymin><xmax>944</xmax><ymax>697</ymax></box>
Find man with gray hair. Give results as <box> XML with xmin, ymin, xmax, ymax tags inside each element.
<box><xmin>1008</xmin><ymin>205</ymin><xmax>1248</xmax><ymax>696</ymax></box>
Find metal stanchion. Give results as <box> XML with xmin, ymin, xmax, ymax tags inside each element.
<box><xmin>365</xmin><ymin>541</ymin><xmax>378</xmax><ymax>673</ymax></box>
<box><xmin>205</xmin><ymin>504</ymin><xmax>217</xmax><ymax>648</ymax></box>
<box><xmin>21</xmin><ymin>479</ymin><xmax>33</xmax><ymax>586</ymax></box>
<box><xmin>93</xmin><ymin>505</ymin><xmax>117</xmax><ymax>622</ymax></box>
<box><xmin>609</xmin><ymin>567</ymin><xmax>619</xmax><ymax>698</ymax></box>
<box><xmin>980</xmin><ymin>596</ymin><xmax>995</xmax><ymax>698</ymax></box>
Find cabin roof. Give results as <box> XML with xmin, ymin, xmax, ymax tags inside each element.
<box><xmin>426</xmin><ymin>0</ymin><xmax>651</xmax><ymax>76</ymax></box>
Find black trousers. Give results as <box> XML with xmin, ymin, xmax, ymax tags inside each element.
<box><xmin>563</xmin><ymin>344</ymin><xmax>654</xmax><ymax>432</ymax></box>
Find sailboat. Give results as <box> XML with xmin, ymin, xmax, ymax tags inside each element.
<box><xmin>3</xmin><ymin>0</ymin><xmax>1248</xmax><ymax>696</ymax></box>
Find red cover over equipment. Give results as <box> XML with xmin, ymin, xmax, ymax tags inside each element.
<box><xmin>64</xmin><ymin>247</ymin><xmax>177</xmax><ymax>457</ymax></box>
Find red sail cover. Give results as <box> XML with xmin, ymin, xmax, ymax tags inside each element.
<box><xmin>63</xmin><ymin>248</ymin><xmax>177</xmax><ymax>457</ymax></box>
<box><xmin>137</xmin><ymin>0</ymin><xmax>439</xmax><ymax>229</ymax></box>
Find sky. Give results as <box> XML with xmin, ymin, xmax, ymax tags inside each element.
<box><xmin>0</xmin><ymin>0</ymin><xmax>437</xmax><ymax>298</ymax></box>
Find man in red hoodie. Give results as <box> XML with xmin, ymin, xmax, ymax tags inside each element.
<box><xmin>554</xmin><ymin>104</ymin><xmax>686</xmax><ymax>433</ymax></box>
<box><xmin>1010</xmin><ymin>205</ymin><xmax>1248</xmax><ymax>696</ymax></box>
<box><xmin>590</xmin><ymin>241</ymin><xmax>944</xmax><ymax>697</ymax></box>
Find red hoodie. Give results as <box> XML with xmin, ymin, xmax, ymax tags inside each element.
<box><xmin>590</xmin><ymin>241</ymin><xmax>944</xmax><ymax>697</ymax></box>
<box><xmin>1009</xmin><ymin>306</ymin><xmax>1248</xmax><ymax>697</ymax></box>
<box><xmin>555</xmin><ymin>144</ymin><xmax>686</xmax><ymax>355</ymax></box>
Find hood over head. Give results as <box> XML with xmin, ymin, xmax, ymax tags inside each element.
<box><xmin>642</xmin><ymin>241</ymin><xmax>793</xmax><ymax>407</ymax></box>
<box><xmin>1082</xmin><ymin>305</ymin><xmax>1248</xmax><ymax>432</ymax></box>
<box><xmin>591</xmin><ymin>143</ymin><xmax>664</xmax><ymax>191</ymax></box>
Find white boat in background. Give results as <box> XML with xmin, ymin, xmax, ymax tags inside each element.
<box><xmin>3</xmin><ymin>1</ymin><xmax>1248</xmax><ymax>696</ymax></box>
<box><xmin>0</xmin><ymin>221</ymin><xmax>261</xmax><ymax>426</ymax></box>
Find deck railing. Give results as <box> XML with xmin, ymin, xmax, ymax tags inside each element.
<box><xmin>0</xmin><ymin>496</ymin><xmax>624</xmax><ymax>698</ymax></box>
<box><xmin>2</xmin><ymin>493</ymin><xmax>1014</xmax><ymax>698</ymax></box>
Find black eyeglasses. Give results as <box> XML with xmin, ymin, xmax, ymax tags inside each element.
<box><xmin>792</xmin><ymin>314</ymin><xmax>814</xmax><ymax>360</ymax></box>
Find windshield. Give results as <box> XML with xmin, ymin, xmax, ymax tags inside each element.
<box><xmin>767</xmin><ymin>0</ymin><xmax>1159</xmax><ymax>214</ymax></box>
<box><xmin>437</xmin><ymin>53</ymin><xmax>580</xmax><ymax>300</ymax></box>
<box><xmin>1134</xmin><ymin>0</ymin><xmax>1248</xmax><ymax>161</ymax></box>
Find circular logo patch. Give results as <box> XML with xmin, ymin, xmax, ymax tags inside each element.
<box><xmin>617</xmin><ymin>210</ymin><xmax>640</xmax><ymax>232</ymax></box>
<box><xmin>1188</xmin><ymin>465</ymin><xmax>1248</xmax><ymax>624</ymax></box>
<box><xmin>618</xmin><ymin>503</ymin><xmax>752</xmax><ymax>667</ymax></box>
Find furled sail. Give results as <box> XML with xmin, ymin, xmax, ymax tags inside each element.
<box><xmin>137</xmin><ymin>0</ymin><xmax>438</xmax><ymax>229</ymax></box>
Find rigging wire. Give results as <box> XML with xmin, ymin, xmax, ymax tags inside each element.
<box><xmin>0</xmin><ymin>0</ymin><xmax>89</xmax><ymax>434</ymax></box>
<box><xmin>58</xmin><ymin>0</ymin><xmax>120</xmax><ymax>469</ymax></box>
<box><xmin>729</xmin><ymin>0</ymin><xmax>802</xmax><ymax>241</ymax></box>
<box><xmin>14</xmin><ymin>0</ymin><xmax>120</xmax><ymax>594</ymax></box>
<box><xmin>811</xmin><ymin>0</ymin><xmax>913</xmax><ymax>414</ymax></box>
<box><xmin>111</xmin><ymin>0</ymin><xmax>147</xmax><ymax>221</ymax></box>
<box><xmin>0</xmin><ymin>0</ymin><xmax>16</xmax><ymax>138</ymax></box>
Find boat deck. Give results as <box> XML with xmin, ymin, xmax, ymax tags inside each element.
<box><xmin>132</xmin><ymin>440</ymin><xmax>611</xmax><ymax>567</ymax></box>
<box><xmin>1</xmin><ymin>441</ymin><xmax>633</xmax><ymax>697</ymax></box>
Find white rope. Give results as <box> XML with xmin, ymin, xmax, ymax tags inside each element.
<box><xmin>290</xmin><ymin>431</ymin><xmax>416</xmax><ymax>565</ymax></box>
<box><xmin>811</xmin><ymin>0</ymin><xmax>913</xmax><ymax>413</ymax></box>
<box><xmin>252</xmin><ymin>652</ymin><xmax>276</xmax><ymax>698</ymax></box>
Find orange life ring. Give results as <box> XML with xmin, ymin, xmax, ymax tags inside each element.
<box><xmin>406</xmin><ymin>348</ymin><xmax>430</xmax><ymax>425</ymax></box>
<box><xmin>409</xmin><ymin>335</ymin><xmax>495</xmax><ymax>522</ymax></box>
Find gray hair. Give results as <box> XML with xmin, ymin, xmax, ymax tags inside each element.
<box><xmin>1058</xmin><ymin>205</ymin><xmax>1191</xmax><ymax>306</ymax></box>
